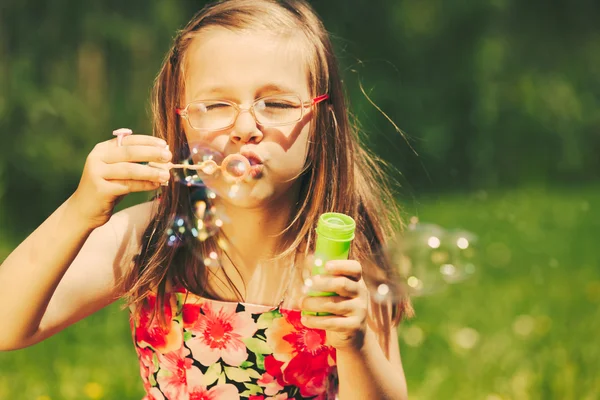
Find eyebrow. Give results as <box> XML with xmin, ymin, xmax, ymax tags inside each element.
<box><xmin>257</xmin><ymin>83</ymin><xmax>298</xmax><ymax>95</ymax></box>
<box><xmin>191</xmin><ymin>83</ymin><xmax>299</xmax><ymax>100</ymax></box>
<box><xmin>191</xmin><ymin>86</ymin><xmax>228</xmax><ymax>100</ymax></box>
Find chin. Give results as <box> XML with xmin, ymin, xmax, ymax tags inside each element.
<box><xmin>216</xmin><ymin>183</ymin><xmax>275</xmax><ymax>209</ymax></box>
<box><xmin>223</xmin><ymin>181</ymin><xmax>300</xmax><ymax>210</ymax></box>
<box><xmin>221</xmin><ymin>194</ymin><xmax>266</xmax><ymax>209</ymax></box>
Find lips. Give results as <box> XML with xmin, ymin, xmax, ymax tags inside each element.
<box><xmin>240</xmin><ymin>150</ymin><xmax>264</xmax><ymax>179</ymax></box>
<box><xmin>240</xmin><ymin>151</ymin><xmax>263</xmax><ymax>165</ymax></box>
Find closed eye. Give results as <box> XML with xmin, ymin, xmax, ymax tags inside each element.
<box><xmin>264</xmin><ymin>101</ymin><xmax>299</xmax><ymax>109</ymax></box>
<box><xmin>205</xmin><ymin>103</ymin><xmax>231</xmax><ymax>111</ymax></box>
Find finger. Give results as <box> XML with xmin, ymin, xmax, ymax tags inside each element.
<box><xmin>312</xmin><ymin>275</ymin><xmax>360</xmax><ymax>298</ymax></box>
<box><xmin>97</xmin><ymin>134</ymin><xmax>166</xmax><ymax>150</ymax></box>
<box><xmin>108</xmin><ymin>179</ymin><xmax>162</xmax><ymax>195</ymax></box>
<box><xmin>117</xmin><ymin>134</ymin><xmax>167</xmax><ymax>148</ymax></box>
<box><xmin>300</xmin><ymin>314</ymin><xmax>362</xmax><ymax>331</ymax></box>
<box><xmin>104</xmin><ymin>162</ymin><xmax>171</xmax><ymax>183</ymax></box>
<box><xmin>325</xmin><ymin>260</ymin><xmax>362</xmax><ymax>282</ymax></box>
<box><xmin>102</xmin><ymin>145</ymin><xmax>172</xmax><ymax>164</ymax></box>
<box><xmin>302</xmin><ymin>296</ymin><xmax>356</xmax><ymax>316</ymax></box>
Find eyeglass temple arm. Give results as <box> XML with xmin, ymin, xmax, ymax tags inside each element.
<box><xmin>310</xmin><ymin>94</ymin><xmax>329</xmax><ymax>106</ymax></box>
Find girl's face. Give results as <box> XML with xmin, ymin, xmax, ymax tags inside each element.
<box><xmin>181</xmin><ymin>28</ymin><xmax>314</xmax><ymax>209</ymax></box>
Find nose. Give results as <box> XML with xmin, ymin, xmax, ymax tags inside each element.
<box><xmin>230</xmin><ymin>109</ymin><xmax>264</xmax><ymax>144</ymax></box>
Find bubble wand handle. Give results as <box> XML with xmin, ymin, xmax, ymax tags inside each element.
<box><xmin>304</xmin><ymin>212</ymin><xmax>356</xmax><ymax>316</ymax></box>
<box><xmin>147</xmin><ymin>153</ymin><xmax>251</xmax><ymax>180</ymax></box>
<box><xmin>148</xmin><ymin>160</ymin><xmax>220</xmax><ymax>175</ymax></box>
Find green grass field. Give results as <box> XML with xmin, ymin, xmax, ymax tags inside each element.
<box><xmin>1</xmin><ymin>185</ymin><xmax>598</xmax><ymax>399</ymax></box>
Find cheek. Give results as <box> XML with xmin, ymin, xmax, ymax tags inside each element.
<box><xmin>183</xmin><ymin>127</ymin><xmax>229</xmax><ymax>154</ymax></box>
<box><xmin>273</xmin><ymin>127</ymin><xmax>311</xmax><ymax>174</ymax></box>
<box><xmin>183</xmin><ymin>126</ymin><xmax>206</xmax><ymax>146</ymax></box>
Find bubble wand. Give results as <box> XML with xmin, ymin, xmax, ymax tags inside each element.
<box><xmin>112</xmin><ymin>129</ymin><xmax>252</xmax><ymax>183</ymax></box>
<box><xmin>147</xmin><ymin>153</ymin><xmax>251</xmax><ymax>183</ymax></box>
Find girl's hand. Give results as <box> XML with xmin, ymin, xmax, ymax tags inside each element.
<box><xmin>301</xmin><ymin>260</ymin><xmax>370</xmax><ymax>351</ymax></box>
<box><xmin>70</xmin><ymin>134</ymin><xmax>172</xmax><ymax>229</ymax></box>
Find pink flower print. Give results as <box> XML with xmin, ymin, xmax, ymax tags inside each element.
<box><xmin>264</xmin><ymin>314</ymin><xmax>295</xmax><ymax>363</ymax></box>
<box><xmin>138</xmin><ymin>346</ymin><xmax>155</xmax><ymax>370</ymax></box>
<box><xmin>143</xmin><ymin>387</ymin><xmax>165</xmax><ymax>400</ymax></box>
<box><xmin>186</xmin><ymin>301</ymin><xmax>257</xmax><ymax>367</ymax></box>
<box><xmin>264</xmin><ymin>309</ymin><xmax>336</xmax><ymax>397</ymax></box>
<box><xmin>182</xmin><ymin>302</ymin><xmax>202</xmax><ymax>329</ymax></box>
<box><xmin>280</xmin><ymin>310</ymin><xmax>330</xmax><ymax>356</ymax></box>
<box><xmin>135</xmin><ymin>294</ymin><xmax>183</xmax><ymax>354</ymax></box>
<box><xmin>136</xmin><ymin>346</ymin><xmax>157</xmax><ymax>390</ymax></box>
<box><xmin>257</xmin><ymin>371</ymin><xmax>284</xmax><ymax>396</ymax></box>
<box><xmin>248</xmin><ymin>395</ymin><xmax>288</xmax><ymax>400</ymax></box>
<box><xmin>156</xmin><ymin>345</ymin><xmax>202</xmax><ymax>400</ymax></box>
<box><xmin>282</xmin><ymin>350</ymin><xmax>330</xmax><ymax>397</ymax></box>
<box><xmin>285</xmin><ymin>328</ymin><xmax>328</xmax><ymax>355</ymax></box>
<box><xmin>188</xmin><ymin>383</ymin><xmax>240</xmax><ymax>400</ymax></box>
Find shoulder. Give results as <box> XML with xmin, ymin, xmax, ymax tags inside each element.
<box><xmin>106</xmin><ymin>200</ymin><xmax>160</xmax><ymax>274</ymax></box>
<box><xmin>111</xmin><ymin>200</ymin><xmax>159</xmax><ymax>229</ymax></box>
<box><xmin>109</xmin><ymin>200</ymin><xmax>160</xmax><ymax>240</ymax></box>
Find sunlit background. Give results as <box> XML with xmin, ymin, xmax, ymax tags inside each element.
<box><xmin>1</xmin><ymin>1</ymin><xmax>599</xmax><ymax>399</ymax></box>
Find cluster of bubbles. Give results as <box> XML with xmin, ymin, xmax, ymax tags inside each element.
<box><xmin>164</xmin><ymin>189</ymin><xmax>224</xmax><ymax>268</ymax></box>
<box><xmin>172</xmin><ymin>143</ymin><xmax>253</xmax><ymax>199</ymax></box>
<box><xmin>366</xmin><ymin>216</ymin><xmax>478</xmax><ymax>303</ymax></box>
<box><xmin>161</xmin><ymin>142</ymin><xmax>478</xmax><ymax>304</ymax></box>
<box><xmin>164</xmin><ymin>142</ymin><xmax>251</xmax><ymax>267</ymax></box>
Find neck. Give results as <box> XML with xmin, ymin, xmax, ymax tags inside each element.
<box><xmin>216</xmin><ymin>189</ymin><xmax>299</xmax><ymax>275</ymax></box>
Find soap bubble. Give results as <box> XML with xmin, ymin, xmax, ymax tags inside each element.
<box><xmin>164</xmin><ymin>211</ymin><xmax>224</xmax><ymax>270</ymax></box>
<box><xmin>173</xmin><ymin>144</ymin><xmax>224</xmax><ymax>188</ymax></box>
<box><xmin>297</xmin><ymin>254</ymin><xmax>339</xmax><ymax>316</ymax></box>
<box><xmin>442</xmin><ymin>229</ymin><xmax>478</xmax><ymax>283</ymax></box>
<box><xmin>222</xmin><ymin>154</ymin><xmax>250</xmax><ymax>181</ymax></box>
<box><xmin>163</xmin><ymin>142</ymin><xmax>256</xmax><ymax>271</ymax></box>
<box><xmin>189</xmin><ymin>187</ymin><xmax>224</xmax><ymax>242</ymax></box>
<box><xmin>163</xmin><ymin>182</ymin><xmax>227</xmax><ymax>270</ymax></box>
<box><xmin>162</xmin><ymin>141</ymin><xmax>264</xmax><ymax>274</ymax></box>
<box><xmin>365</xmin><ymin>218</ymin><xmax>479</xmax><ymax>303</ymax></box>
<box><xmin>297</xmin><ymin>219</ymin><xmax>478</xmax><ymax>305</ymax></box>
<box><xmin>300</xmin><ymin>254</ymin><xmax>333</xmax><ymax>297</ymax></box>
<box><xmin>172</xmin><ymin>142</ymin><xmax>251</xmax><ymax>202</ymax></box>
<box><xmin>166</xmin><ymin>215</ymin><xmax>195</xmax><ymax>248</ymax></box>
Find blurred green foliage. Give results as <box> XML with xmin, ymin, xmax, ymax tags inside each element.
<box><xmin>1</xmin><ymin>0</ymin><xmax>599</xmax><ymax>238</ymax></box>
<box><xmin>0</xmin><ymin>0</ymin><xmax>598</xmax><ymax>399</ymax></box>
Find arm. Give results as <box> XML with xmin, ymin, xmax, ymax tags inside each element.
<box><xmin>0</xmin><ymin>133</ymin><xmax>170</xmax><ymax>351</ymax></box>
<box><xmin>0</xmin><ymin>200</ymin><xmax>156</xmax><ymax>350</ymax></box>
<box><xmin>336</xmin><ymin>325</ymin><xmax>408</xmax><ymax>400</ymax></box>
<box><xmin>300</xmin><ymin>260</ymin><xmax>408</xmax><ymax>400</ymax></box>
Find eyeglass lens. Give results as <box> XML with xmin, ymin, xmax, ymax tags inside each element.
<box><xmin>186</xmin><ymin>95</ymin><xmax>303</xmax><ymax>130</ymax></box>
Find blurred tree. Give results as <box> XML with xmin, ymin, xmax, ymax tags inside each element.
<box><xmin>0</xmin><ymin>0</ymin><xmax>598</xmax><ymax>242</ymax></box>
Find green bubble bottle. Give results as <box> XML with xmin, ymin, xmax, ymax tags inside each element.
<box><xmin>304</xmin><ymin>212</ymin><xmax>356</xmax><ymax>316</ymax></box>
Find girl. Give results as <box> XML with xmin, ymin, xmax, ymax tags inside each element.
<box><xmin>0</xmin><ymin>0</ymin><xmax>411</xmax><ymax>399</ymax></box>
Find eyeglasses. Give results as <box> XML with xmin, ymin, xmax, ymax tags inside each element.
<box><xmin>176</xmin><ymin>93</ymin><xmax>329</xmax><ymax>131</ymax></box>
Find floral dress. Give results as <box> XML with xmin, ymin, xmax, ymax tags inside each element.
<box><xmin>130</xmin><ymin>286</ymin><xmax>339</xmax><ymax>400</ymax></box>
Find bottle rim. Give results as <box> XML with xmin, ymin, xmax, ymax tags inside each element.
<box><xmin>316</xmin><ymin>212</ymin><xmax>356</xmax><ymax>241</ymax></box>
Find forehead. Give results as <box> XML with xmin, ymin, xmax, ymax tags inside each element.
<box><xmin>183</xmin><ymin>28</ymin><xmax>310</xmax><ymax>102</ymax></box>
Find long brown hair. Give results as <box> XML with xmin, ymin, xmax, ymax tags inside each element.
<box><xmin>120</xmin><ymin>0</ymin><xmax>412</xmax><ymax>355</ymax></box>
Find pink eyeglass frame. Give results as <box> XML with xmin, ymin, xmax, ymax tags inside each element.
<box><xmin>175</xmin><ymin>94</ymin><xmax>329</xmax><ymax>130</ymax></box>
